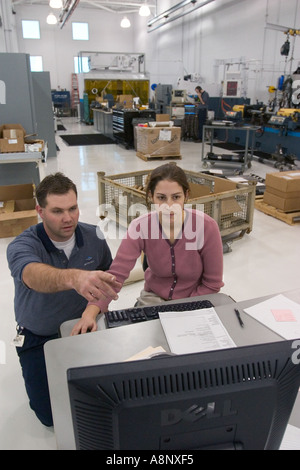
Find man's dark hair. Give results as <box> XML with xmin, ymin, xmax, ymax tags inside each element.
<box><xmin>35</xmin><ymin>172</ymin><xmax>78</xmax><ymax>207</ymax></box>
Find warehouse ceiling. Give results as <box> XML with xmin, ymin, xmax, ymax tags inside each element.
<box><xmin>11</xmin><ymin>1</ymin><xmax>216</xmax><ymax>31</ymax></box>
<box><xmin>11</xmin><ymin>0</ymin><xmax>156</xmax><ymax>15</ymax></box>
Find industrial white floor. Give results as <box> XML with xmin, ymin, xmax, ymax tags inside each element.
<box><xmin>1</xmin><ymin>117</ymin><xmax>300</xmax><ymax>450</ymax></box>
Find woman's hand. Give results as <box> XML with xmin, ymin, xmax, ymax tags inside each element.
<box><xmin>70</xmin><ymin>304</ymin><xmax>102</xmax><ymax>335</ymax></box>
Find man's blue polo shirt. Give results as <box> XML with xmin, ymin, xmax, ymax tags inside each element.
<box><xmin>7</xmin><ymin>222</ymin><xmax>112</xmax><ymax>336</ymax></box>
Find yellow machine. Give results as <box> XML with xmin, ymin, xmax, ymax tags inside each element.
<box><xmin>232</xmin><ymin>104</ymin><xmax>245</xmax><ymax>116</ymax></box>
<box><xmin>277</xmin><ymin>108</ymin><xmax>299</xmax><ymax>117</ymax></box>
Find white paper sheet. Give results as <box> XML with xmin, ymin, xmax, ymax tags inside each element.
<box><xmin>125</xmin><ymin>346</ymin><xmax>167</xmax><ymax>361</ymax></box>
<box><xmin>159</xmin><ymin>307</ymin><xmax>236</xmax><ymax>354</ymax></box>
<box><xmin>243</xmin><ymin>294</ymin><xmax>300</xmax><ymax>340</ymax></box>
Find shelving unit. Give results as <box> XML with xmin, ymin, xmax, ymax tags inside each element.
<box><xmin>0</xmin><ymin>148</ymin><xmax>47</xmax><ymax>186</ymax></box>
<box><xmin>71</xmin><ymin>73</ymin><xmax>80</xmax><ymax>112</ymax></box>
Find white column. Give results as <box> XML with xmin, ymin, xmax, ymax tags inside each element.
<box><xmin>0</xmin><ymin>0</ymin><xmax>19</xmax><ymax>52</ymax></box>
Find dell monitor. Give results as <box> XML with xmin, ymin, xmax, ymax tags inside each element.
<box><xmin>67</xmin><ymin>339</ymin><xmax>300</xmax><ymax>450</ymax></box>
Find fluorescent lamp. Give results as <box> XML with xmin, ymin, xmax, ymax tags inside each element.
<box><xmin>139</xmin><ymin>4</ymin><xmax>151</xmax><ymax>17</ymax></box>
<box><xmin>120</xmin><ymin>16</ymin><xmax>131</xmax><ymax>28</ymax></box>
<box><xmin>49</xmin><ymin>0</ymin><xmax>62</xmax><ymax>8</ymax></box>
<box><xmin>47</xmin><ymin>12</ymin><xmax>58</xmax><ymax>24</ymax></box>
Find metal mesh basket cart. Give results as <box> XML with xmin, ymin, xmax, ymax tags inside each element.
<box><xmin>97</xmin><ymin>169</ymin><xmax>256</xmax><ymax>251</ymax></box>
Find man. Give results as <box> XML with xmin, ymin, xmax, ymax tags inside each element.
<box><xmin>7</xmin><ymin>172</ymin><xmax>120</xmax><ymax>427</ymax></box>
<box><xmin>195</xmin><ymin>85</ymin><xmax>209</xmax><ymax>141</ymax></box>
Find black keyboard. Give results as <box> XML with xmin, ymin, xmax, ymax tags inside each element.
<box><xmin>105</xmin><ymin>299</ymin><xmax>214</xmax><ymax>328</ymax></box>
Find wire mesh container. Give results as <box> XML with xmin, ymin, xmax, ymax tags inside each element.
<box><xmin>97</xmin><ymin>169</ymin><xmax>256</xmax><ymax>245</ymax></box>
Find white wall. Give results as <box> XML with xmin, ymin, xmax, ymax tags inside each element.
<box><xmin>11</xmin><ymin>0</ymin><xmax>300</xmax><ymax>104</ymax></box>
<box><xmin>140</xmin><ymin>0</ymin><xmax>300</xmax><ymax>103</ymax></box>
<box><xmin>13</xmin><ymin>4</ymin><xmax>137</xmax><ymax>91</ymax></box>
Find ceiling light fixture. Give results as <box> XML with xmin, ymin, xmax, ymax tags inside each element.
<box><xmin>46</xmin><ymin>12</ymin><xmax>58</xmax><ymax>24</ymax></box>
<box><xmin>49</xmin><ymin>0</ymin><xmax>63</xmax><ymax>8</ymax></box>
<box><xmin>120</xmin><ymin>16</ymin><xmax>131</xmax><ymax>28</ymax></box>
<box><xmin>139</xmin><ymin>3</ymin><xmax>151</xmax><ymax>17</ymax></box>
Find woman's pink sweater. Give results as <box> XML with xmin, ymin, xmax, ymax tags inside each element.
<box><xmin>92</xmin><ymin>209</ymin><xmax>224</xmax><ymax>312</ymax></box>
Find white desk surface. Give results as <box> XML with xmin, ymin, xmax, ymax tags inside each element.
<box><xmin>59</xmin><ymin>292</ymin><xmax>235</xmax><ymax>337</ymax></box>
<box><xmin>44</xmin><ymin>289</ymin><xmax>300</xmax><ymax>450</ymax></box>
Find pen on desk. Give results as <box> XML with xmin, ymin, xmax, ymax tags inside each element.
<box><xmin>234</xmin><ymin>309</ymin><xmax>244</xmax><ymax>328</ymax></box>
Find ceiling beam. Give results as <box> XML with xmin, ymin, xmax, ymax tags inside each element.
<box><xmin>147</xmin><ymin>0</ymin><xmax>215</xmax><ymax>32</ymax></box>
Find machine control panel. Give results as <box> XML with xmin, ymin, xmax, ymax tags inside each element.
<box><xmin>268</xmin><ymin>115</ymin><xmax>287</xmax><ymax>126</ymax></box>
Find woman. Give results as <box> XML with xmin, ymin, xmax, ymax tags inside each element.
<box><xmin>71</xmin><ymin>163</ymin><xmax>224</xmax><ymax>335</ymax></box>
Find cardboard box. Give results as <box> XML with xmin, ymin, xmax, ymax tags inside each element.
<box><xmin>265</xmin><ymin>186</ymin><xmax>300</xmax><ymax>200</ymax></box>
<box><xmin>156</xmin><ymin>114</ymin><xmax>170</xmax><ymax>121</ymax></box>
<box><xmin>0</xmin><ymin>138</ymin><xmax>25</xmax><ymax>153</ymax></box>
<box><xmin>116</xmin><ymin>94</ymin><xmax>133</xmax><ymax>109</ymax></box>
<box><xmin>136</xmin><ymin>126</ymin><xmax>181</xmax><ymax>157</ymax></box>
<box><xmin>189</xmin><ymin>179</ymin><xmax>242</xmax><ymax>216</ymax></box>
<box><xmin>264</xmin><ymin>171</ymin><xmax>300</xmax><ymax>212</ymax></box>
<box><xmin>25</xmin><ymin>139</ymin><xmax>44</xmax><ymax>153</ymax></box>
<box><xmin>0</xmin><ymin>183</ymin><xmax>37</xmax><ymax>238</ymax></box>
<box><xmin>0</xmin><ymin>200</ymin><xmax>15</xmax><ymax>214</ymax></box>
<box><xmin>3</xmin><ymin>128</ymin><xmax>24</xmax><ymax>140</ymax></box>
<box><xmin>0</xmin><ymin>124</ymin><xmax>26</xmax><ymax>138</ymax></box>
<box><xmin>265</xmin><ymin>171</ymin><xmax>300</xmax><ymax>193</ymax></box>
<box><xmin>0</xmin><ymin>124</ymin><xmax>26</xmax><ymax>153</ymax></box>
<box><xmin>263</xmin><ymin>191</ymin><xmax>300</xmax><ymax>212</ymax></box>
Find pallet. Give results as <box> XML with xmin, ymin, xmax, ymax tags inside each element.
<box><xmin>136</xmin><ymin>151</ymin><xmax>182</xmax><ymax>162</ymax></box>
<box><xmin>255</xmin><ymin>196</ymin><xmax>300</xmax><ymax>225</ymax></box>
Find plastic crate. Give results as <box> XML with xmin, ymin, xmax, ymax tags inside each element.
<box><xmin>97</xmin><ymin>169</ymin><xmax>256</xmax><ymax>245</ymax></box>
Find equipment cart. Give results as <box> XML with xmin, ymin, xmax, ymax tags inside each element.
<box><xmin>201</xmin><ymin>123</ymin><xmax>260</xmax><ymax>174</ymax></box>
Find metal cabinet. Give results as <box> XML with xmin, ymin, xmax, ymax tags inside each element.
<box><xmin>112</xmin><ymin>109</ymin><xmax>156</xmax><ymax>149</ymax></box>
<box><xmin>92</xmin><ymin>109</ymin><xmax>113</xmax><ymax>138</ymax></box>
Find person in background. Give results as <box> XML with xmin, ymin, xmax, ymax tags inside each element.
<box><xmin>7</xmin><ymin>172</ymin><xmax>120</xmax><ymax>427</ymax></box>
<box><xmin>71</xmin><ymin>163</ymin><xmax>224</xmax><ymax>335</ymax></box>
<box><xmin>195</xmin><ymin>85</ymin><xmax>209</xmax><ymax>141</ymax></box>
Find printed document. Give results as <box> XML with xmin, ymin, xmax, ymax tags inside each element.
<box><xmin>243</xmin><ymin>294</ymin><xmax>300</xmax><ymax>340</ymax></box>
<box><xmin>159</xmin><ymin>307</ymin><xmax>236</xmax><ymax>354</ymax></box>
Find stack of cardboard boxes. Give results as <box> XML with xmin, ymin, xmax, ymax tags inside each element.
<box><xmin>0</xmin><ymin>124</ymin><xmax>39</xmax><ymax>237</ymax></box>
<box><xmin>263</xmin><ymin>171</ymin><xmax>300</xmax><ymax>213</ymax></box>
<box><xmin>0</xmin><ymin>123</ymin><xmax>44</xmax><ymax>154</ymax></box>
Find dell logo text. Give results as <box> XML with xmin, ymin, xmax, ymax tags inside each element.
<box><xmin>161</xmin><ymin>400</ymin><xmax>237</xmax><ymax>426</ymax></box>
